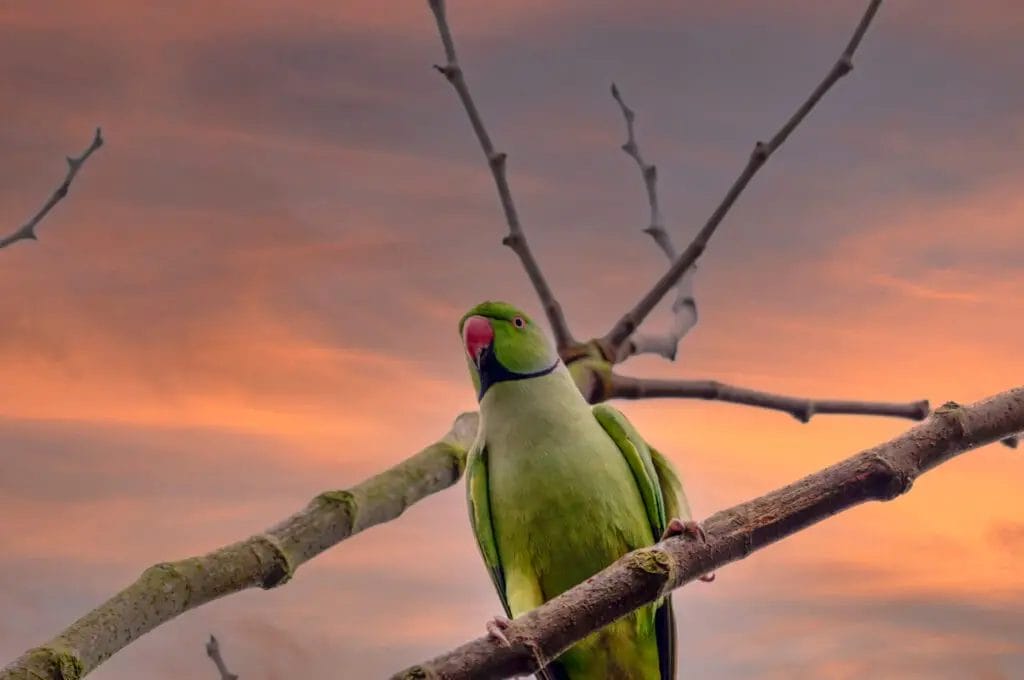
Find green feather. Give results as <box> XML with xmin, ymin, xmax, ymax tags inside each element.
<box><xmin>592</xmin><ymin>404</ymin><xmax>667</xmax><ymax>534</ymax></box>
<box><xmin>460</xmin><ymin>301</ymin><xmax>689</xmax><ymax>680</ymax></box>
<box><xmin>465</xmin><ymin>442</ymin><xmax>509</xmax><ymax>617</ymax></box>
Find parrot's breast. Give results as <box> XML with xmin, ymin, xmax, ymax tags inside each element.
<box><xmin>480</xmin><ymin>370</ymin><xmax>662</xmax><ymax>680</ymax></box>
<box><xmin>487</xmin><ymin>409</ymin><xmax>655</xmax><ymax>595</ymax></box>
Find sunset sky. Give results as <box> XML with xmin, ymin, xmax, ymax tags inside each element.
<box><xmin>1</xmin><ymin>1</ymin><xmax>1023</xmax><ymax>677</ymax></box>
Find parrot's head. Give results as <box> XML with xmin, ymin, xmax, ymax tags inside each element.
<box><xmin>458</xmin><ymin>301</ymin><xmax>559</xmax><ymax>401</ymax></box>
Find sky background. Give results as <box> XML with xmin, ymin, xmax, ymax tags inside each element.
<box><xmin>1</xmin><ymin>1</ymin><xmax>1023</xmax><ymax>677</ymax></box>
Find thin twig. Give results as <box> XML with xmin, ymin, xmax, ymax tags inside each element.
<box><xmin>205</xmin><ymin>635</ymin><xmax>239</xmax><ymax>680</ymax></box>
<box><xmin>427</xmin><ymin>0</ymin><xmax>576</xmax><ymax>351</ymax></box>
<box><xmin>392</xmin><ymin>387</ymin><xmax>1024</xmax><ymax>680</ymax></box>
<box><xmin>599</xmin><ymin>0</ymin><xmax>884</xmax><ymax>358</ymax></box>
<box><xmin>0</xmin><ymin>414</ymin><xmax>479</xmax><ymax>680</ymax></box>
<box><xmin>0</xmin><ymin>128</ymin><xmax>104</xmax><ymax>250</ymax></box>
<box><xmin>610</xmin><ymin>374</ymin><xmax>930</xmax><ymax>422</ymax></box>
<box><xmin>609</xmin><ymin>83</ymin><xmax>698</xmax><ymax>362</ymax></box>
<box><xmin>609</xmin><ymin>83</ymin><xmax>672</xmax><ymax>260</ymax></box>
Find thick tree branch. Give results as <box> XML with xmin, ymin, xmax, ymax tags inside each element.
<box><xmin>0</xmin><ymin>413</ymin><xmax>479</xmax><ymax>680</ymax></box>
<box><xmin>205</xmin><ymin>635</ymin><xmax>238</xmax><ymax>680</ymax></box>
<box><xmin>393</xmin><ymin>386</ymin><xmax>1024</xmax><ymax>680</ymax></box>
<box><xmin>599</xmin><ymin>0</ymin><xmax>883</xmax><ymax>358</ymax></box>
<box><xmin>427</xmin><ymin>0</ymin><xmax>576</xmax><ymax>351</ymax></box>
<box><xmin>609</xmin><ymin>373</ymin><xmax>930</xmax><ymax>422</ymax></box>
<box><xmin>0</xmin><ymin>128</ymin><xmax>104</xmax><ymax>250</ymax></box>
<box><xmin>609</xmin><ymin>83</ymin><xmax>698</xmax><ymax>362</ymax></box>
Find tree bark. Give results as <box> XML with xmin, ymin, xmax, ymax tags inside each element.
<box><xmin>0</xmin><ymin>413</ymin><xmax>478</xmax><ymax>680</ymax></box>
<box><xmin>392</xmin><ymin>387</ymin><xmax>1024</xmax><ymax>680</ymax></box>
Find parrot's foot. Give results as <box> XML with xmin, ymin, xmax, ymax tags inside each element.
<box><xmin>662</xmin><ymin>518</ymin><xmax>716</xmax><ymax>583</ymax></box>
<box><xmin>486</xmin><ymin>615</ymin><xmax>512</xmax><ymax>646</ymax></box>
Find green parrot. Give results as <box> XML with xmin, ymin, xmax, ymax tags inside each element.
<box><xmin>459</xmin><ymin>300</ymin><xmax>710</xmax><ymax>680</ymax></box>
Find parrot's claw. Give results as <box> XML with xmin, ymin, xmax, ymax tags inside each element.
<box><xmin>661</xmin><ymin>517</ymin><xmax>706</xmax><ymax>542</ymax></box>
<box><xmin>662</xmin><ymin>518</ymin><xmax>716</xmax><ymax>584</ymax></box>
<box><xmin>486</xmin><ymin>615</ymin><xmax>512</xmax><ymax>646</ymax></box>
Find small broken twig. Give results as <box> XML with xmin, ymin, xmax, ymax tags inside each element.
<box><xmin>205</xmin><ymin>635</ymin><xmax>239</xmax><ymax>680</ymax></box>
<box><xmin>610</xmin><ymin>83</ymin><xmax>698</xmax><ymax>362</ymax></box>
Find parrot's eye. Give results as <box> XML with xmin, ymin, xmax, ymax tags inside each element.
<box><xmin>513</xmin><ymin>316</ymin><xmax>525</xmax><ymax>329</ymax></box>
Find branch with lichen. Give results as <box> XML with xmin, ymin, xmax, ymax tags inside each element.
<box><xmin>0</xmin><ymin>128</ymin><xmax>104</xmax><ymax>250</ymax></box>
<box><xmin>0</xmin><ymin>413</ymin><xmax>478</xmax><ymax>680</ymax></box>
<box><xmin>428</xmin><ymin>0</ymin><xmax>575</xmax><ymax>351</ymax></box>
<box><xmin>609</xmin><ymin>83</ymin><xmax>698</xmax><ymax>363</ymax></box>
<box><xmin>392</xmin><ymin>387</ymin><xmax>1024</xmax><ymax>680</ymax></box>
<box><xmin>205</xmin><ymin>635</ymin><xmax>238</xmax><ymax>680</ymax></box>
<box><xmin>599</xmin><ymin>0</ymin><xmax>883</xmax><ymax>359</ymax></box>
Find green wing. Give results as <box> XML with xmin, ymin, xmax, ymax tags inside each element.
<box><xmin>465</xmin><ymin>440</ymin><xmax>511</xmax><ymax>618</ymax></box>
<box><xmin>649</xmin><ymin>444</ymin><xmax>691</xmax><ymax>680</ymax></box>
<box><xmin>465</xmin><ymin>441</ymin><xmax>565</xmax><ymax>680</ymax></box>
<box><xmin>593</xmin><ymin>404</ymin><xmax>684</xmax><ymax>680</ymax></box>
<box><xmin>592</xmin><ymin>404</ymin><xmax>667</xmax><ymax>535</ymax></box>
<box><xmin>649</xmin><ymin>444</ymin><xmax>692</xmax><ymax>524</ymax></box>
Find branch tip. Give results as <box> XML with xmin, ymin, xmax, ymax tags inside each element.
<box><xmin>428</xmin><ymin>0</ymin><xmax>576</xmax><ymax>349</ymax></box>
<box><xmin>205</xmin><ymin>634</ymin><xmax>239</xmax><ymax>680</ymax></box>
<box><xmin>600</xmin><ymin>0</ymin><xmax>884</xmax><ymax>355</ymax></box>
<box><xmin>607</xmin><ymin>82</ymin><xmax>699</xmax><ymax>362</ymax></box>
<box><xmin>609</xmin><ymin>374</ymin><xmax>930</xmax><ymax>423</ymax></box>
<box><xmin>1</xmin><ymin>127</ymin><xmax>106</xmax><ymax>250</ymax></box>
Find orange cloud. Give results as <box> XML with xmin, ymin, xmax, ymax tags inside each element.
<box><xmin>2</xmin><ymin>0</ymin><xmax>1023</xmax><ymax>677</ymax></box>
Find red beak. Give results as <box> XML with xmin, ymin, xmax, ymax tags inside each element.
<box><xmin>463</xmin><ymin>315</ymin><xmax>494</xmax><ymax>366</ymax></box>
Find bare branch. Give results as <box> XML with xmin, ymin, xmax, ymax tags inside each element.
<box><xmin>609</xmin><ymin>83</ymin><xmax>672</xmax><ymax>260</ymax></box>
<box><xmin>205</xmin><ymin>635</ymin><xmax>239</xmax><ymax>680</ymax></box>
<box><xmin>393</xmin><ymin>387</ymin><xmax>1024</xmax><ymax>680</ymax></box>
<box><xmin>609</xmin><ymin>83</ymin><xmax>698</xmax><ymax>362</ymax></box>
<box><xmin>427</xmin><ymin>0</ymin><xmax>576</xmax><ymax>351</ymax></box>
<box><xmin>0</xmin><ymin>128</ymin><xmax>104</xmax><ymax>250</ymax></box>
<box><xmin>609</xmin><ymin>373</ymin><xmax>929</xmax><ymax>422</ymax></box>
<box><xmin>599</xmin><ymin>0</ymin><xmax>884</xmax><ymax>358</ymax></box>
<box><xmin>0</xmin><ymin>413</ymin><xmax>479</xmax><ymax>680</ymax></box>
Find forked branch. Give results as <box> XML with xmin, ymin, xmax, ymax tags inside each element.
<box><xmin>600</xmin><ymin>0</ymin><xmax>883</xmax><ymax>357</ymax></box>
<box><xmin>393</xmin><ymin>387</ymin><xmax>1024</xmax><ymax>680</ymax></box>
<box><xmin>205</xmin><ymin>635</ymin><xmax>238</xmax><ymax>680</ymax></box>
<box><xmin>610</xmin><ymin>83</ymin><xmax>698</xmax><ymax>362</ymax></box>
<box><xmin>427</xmin><ymin>0</ymin><xmax>575</xmax><ymax>350</ymax></box>
<box><xmin>0</xmin><ymin>128</ymin><xmax>104</xmax><ymax>250</ymax></box>
<box><xmin>609</xmin><ymin>374</ymin><xmax>930</xmax><ymax>422</ymax></box>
